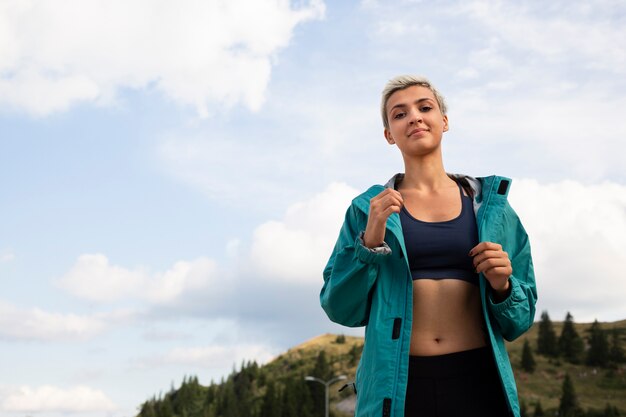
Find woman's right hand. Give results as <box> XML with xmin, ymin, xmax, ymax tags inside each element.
<box><xmin>363</xmin><ymin>188</ymin><xmax>404</xmax><ymax>248</ymax></box>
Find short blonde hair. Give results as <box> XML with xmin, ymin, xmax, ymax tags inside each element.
<box><xmin>381</xmin><ymin>75</ymin><xmax>448</xmax><ymax>129</ymax></box>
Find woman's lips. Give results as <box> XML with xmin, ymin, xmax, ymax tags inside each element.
<box><xmin>408</xmin><ymin>128</ymin><xmax>428</xmax><ymax>136</ymax></box>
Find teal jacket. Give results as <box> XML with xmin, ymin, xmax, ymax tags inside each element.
<box><xmin>320</xmin><ymin>174</ymin><xmax>537</xmax><ymax>417</ymax></box>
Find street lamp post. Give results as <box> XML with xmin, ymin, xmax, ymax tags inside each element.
<box><xmin>304</xmin><ymin>374</ymin><xmax>347</xmax><ymax>417</ymax></box>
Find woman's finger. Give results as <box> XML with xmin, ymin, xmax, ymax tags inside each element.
<box><xmin>468</xmin><ymin>241</ymin><xmax>502</xmax><ymax>256</ymax></box>
<box><xmin>472</xmin><ymin>250</ymin><xmax>509</xmax><ymax>267</ymax></box>
<box><xmin>475</xmin><ymin>257</ymin><xmax>510</xmax><ymax>273</ymax></box>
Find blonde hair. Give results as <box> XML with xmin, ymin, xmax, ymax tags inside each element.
<box><xmin>381</xmin><ymin>75</ymin><xmax>448</xmax><ymax>129</ymax></box>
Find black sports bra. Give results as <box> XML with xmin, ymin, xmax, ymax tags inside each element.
<box><xmin>399</xmin><ymin>181</ymin><xmax>479</xmax><ymax>285</ymax></box>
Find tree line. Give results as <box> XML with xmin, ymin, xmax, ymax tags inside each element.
<box><xmin>138</xmin><ymin>316</ymin><xmax>624</xmax><ymax>417</ymax></box>
<box><xmin>138</xmin><ymin>336</ymin><xmax>359</xmax><ymax>417</ymax></box>
<box><xmin>518</xmin><ymin>311</ymin><xmax>624</xmax><ymax>417</ymax></box>
<box><xmin>535</xmin><ymin>311</ymin><xmax>624</xmax><ymax>367</ymax></box>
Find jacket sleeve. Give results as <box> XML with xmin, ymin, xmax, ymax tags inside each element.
<box><xmin>487</xmin><ymin>202</ymin><xmax>537</xmax><ymax>341</ymax></box>
<box><xmin>320</xmin><ymin>204</ymin><xmax>392</xmax><ymax>327</ymax></box>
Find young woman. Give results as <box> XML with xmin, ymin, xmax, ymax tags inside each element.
<box><xmin>320</xmin><ymin>75</ymin><xmax>537</xmax><ymax>417</ymax></box>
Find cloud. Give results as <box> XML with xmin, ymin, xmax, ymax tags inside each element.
<box><xmin>0</xmin><ymin>385</ymin><xmax>116</xmax><ymax>413</ymax></box>
<box><xmin>458</xmin><ymin>0</ymin><xmax>626</xmax><ymax>75</ymax></box>
<box><xmin>0</xmin><ymin>0</ymin><xmax>325</xmax><ymax>116</ymax></box>
<box><xmin>155</xmin><ymin>93</ymin><xmax>389</xmax><ymax>212</ymax></box>
<box><xmin>58</xmin><ymin>254</ymin><xmax>222</xmax><ymax>305</ymax></box>
<box><xmin>249</xmin><ymin>182</ymin><xmax>359</xmax><ymax>284</ymax></box>
<box><xmin>156</xmin><ymin>133</ymin><xmax>315</xmax><ymax>210</ymax></box>
<box><xmin>0</xmin><ymin>301</ymin><xmax>124</xmax><ymax>341</ymax></box>
<box><xmin>153</xmin><ymin>343</ymin><xmax>276</xmax><ymax>369</ymax></box>
<box><xmin>366</xmin><ymin>0</ymin><xmax>626</xmax><ymax>77</ymax></box>
<box><xmin>57</xmin><ymin>254</ymin><xmax>146</xmax><ymax>302</ymax></box>
<box><xmin>245</xmin><ymin>177</ymin><xmax>626</xmax><ymax>327</ymax></box>
<box><xmin>449</xmin><ymin>89</ymin><xmax>626</xmax><ymax>181</ymax></box>
<box><xmin>352</xmin><ymin>0</ymin><xmax>626</xmax><ymax>183</ymax></box>
<box><xmin>508</xmin><ymin>178</ymin><xmax>626</xmax><ymax>322</ymax></box>
<box><xmin>47</xmin><ymin>178</ymin><xmax>626</xmax><ymax>346</ymax></box>
<box><xmin>132</xmin><ymin>319</ymin><xmax>278</xmax><ymax>370</ymax></box>
<box><xmin>0</xmin><ymin>250</ymin><xmax>14</xmax><ymax>263</ymax></box>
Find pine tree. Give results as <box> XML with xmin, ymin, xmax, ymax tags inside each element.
<box><xmin>204</xmin><ymin>383</ymin><xmax>217</xmax><ymax>409</ymax></box>
<box><xmin>559</xmin><ymin>374</ymin><xmax>581</xmax><ymax>417</ymax></box>
<box><xmin>233</xmin><ymin>363</ymin><xmax>254</xmax><ymax>416</ymax></box>
<box><xmin>533</xmin><ymin>400</ymin><xmax>544</xmax><ymax>417</ymax></box>
<box><xmin>558</xmin><ymin>312</ymin><xmax>584</xmax><ymax>364</ymax></box>
<box><xmin>537</xmin><ymin>311</ymin><xmax>558</xmax><ymax>357</ymax></box>
<box><xmin>217</xmin><ymin>379</ymin><xmax>240</xmax><ymax>417</ymax></box>
<box><xmin>609</xmin><ymin>327</ymin><xmax>625</xmax><ymax>364</ymax></box>
<box><xmin>348</xmin><ymin>343</ymin><xmax>362</xmax><ymax>367</ymax></box>
<box><xmin>260</xmin><ymin>381</ymin><xmax>282</xmax><ymax>417</ymax></box>
<box><xmin>157</xmin><ymin>396</ymin><xmax>174</xmax><ymax>417</ymax></box>
<box><xmin>308</xmin><ymin>351</ymin><xmax>333</xmax><ymax>417</ymax></box>
<box><xmin>312</xmin><ymin>350</ymin><xmax>333</xmax><ymax>380</ymax></box>
<box><xmin>281</xmin><ymin>377</ymin><xmax>300</xmax><ymax>417</ymax></box>
<box><xmin>521</xmin><ymin>339</ymin><xmax>536</xmax><ymax>373</ymax></box>
<box><xmin>139</xmin><ymin>399</ymin><xmax>157</xmax><ymax>417</ymax></box>
<box><xmin>294</xmin><ymin>375</ymin><xmax>314</xmax><ymax>417</ymax></box>
<box><xmin>587</xmin><ymin>320</ymin><xmax>610</xmax><ymax>367</ymax></box>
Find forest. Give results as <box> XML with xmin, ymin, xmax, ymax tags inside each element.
<box><xmin>138</xmin><ymin>312</ymin><xmax>625</xmax><ymax>417</ymax></box>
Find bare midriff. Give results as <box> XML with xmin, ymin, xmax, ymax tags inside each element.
<box><xmin>410</xmin><ymin>278</ymin><xmax>487</xmax><ymax>356</ymax></box>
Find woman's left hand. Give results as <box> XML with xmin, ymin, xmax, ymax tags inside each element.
<box><xmin>469</xmin><ymin>241</ymin><xmax>512</xmax><ymax>297</ymax></box>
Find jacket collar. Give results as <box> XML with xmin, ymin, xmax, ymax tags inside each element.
<box><xmin>353</xmin><ymin>172</ymin><xmax>511</xmax><ymax>218</ymax></box>
<box><xmin>352</xmin><ymin>173</ymin><xmax>512</xmax><ymax>261</ymax></box>
<box><xmin>383</xmin><ymin>172</ymin><xmax>481</xmax><ymax>197</ymax></box>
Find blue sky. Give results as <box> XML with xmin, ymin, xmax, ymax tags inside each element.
<box><xmin>1</xmin><ymin>0</ymin><xmax>625</xmax><ymax>415</ymax></box>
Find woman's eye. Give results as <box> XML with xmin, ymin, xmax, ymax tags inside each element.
<box><xmin>420</xmin><ymin>106</ymin><xmax>432</xmax><ymax>112</ymax></box>
<box><xmin>393</xmin><ymin>112</ymin><xmax>406</xmax><ymax>119</ymax></box>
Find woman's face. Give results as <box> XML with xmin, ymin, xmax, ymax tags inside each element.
<box><xmin>384</xmin><ymin>85</ymin><xmax>449</xmax><ymax>157</ymax></box>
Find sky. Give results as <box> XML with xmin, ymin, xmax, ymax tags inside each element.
<box><xmin>1</xmin><ymin>0</ymin><xmax>625</xmax><ymax>416</ymax></box>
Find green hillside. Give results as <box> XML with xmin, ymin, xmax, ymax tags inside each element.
<box><xmin>138</xmin><ymin>318</ymin><xmax>626</xmax><ymax>417</ymax></box>
<box><xmin>508</xmin><ymin>318</ymin><xmax>626</xmax><ymax>414</ymax></box>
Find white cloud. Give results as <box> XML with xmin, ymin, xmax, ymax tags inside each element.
<box><xmin>155</xmin><ymin>93</ymin><xmax>390</xmax><ymax>212</ymax></box>
<box><xmin>449</xmin><ymin>89</ymin><xmax>626</xmax><ymax>181</ymax></box>
<box><xmin>164</xmin><ymin>344</ymin><xmax>275</xmax><ymax>368</ymax></box>
<box><xmin>58</xmin><ymin>254</ymin><xmax>146</xmax><ymax>302</ymax></box>
<box><xmin>0</xmin><ymin>250</ymin><xmax>14</xmax><ymax>263</ymax></box>
<box><xmin>0</xmin><ymin>385</ymin><xmax>116</xmax><ymax>413</ymax></box>
<box><xmin>250</xmin><ymin>182</ymin><xmax>359</xmax><ymax>284</ymax></box>
<box><xmin>249</xmin><ymin>177</ymin><xmax>626</xmax><ymax>323</ymax></box>
<box><xmin>459</xmin><ymin>0</ymin><xmax>626</xmax><ymax>75</ymax></box>
<box><xmin>0</xmin><ymin>301</ymin><xmax>116</xmax><ymax>341</ymax></box>
<box><xmin>58</xmin><ymin>254</ymin><xmax>221</xmax><ymax>305</ymax></box>
<box><xmin>354</xmin><ymin>0</ymin><xmax>626</xmax><ymax>185</ymax></box>
<box><xmin>0</xmin><ymin>0</ymin><xmax>325</xmax><ymax>116</ymax></box>
<box><xmin>509</xmin><ymin>178</ymin><xmax>626</xmax><ymax>322</ymax></box>
<box><xmin>156</xmin><ymin>134</ymin><xmax>313</xmax><ymax>209</ymax></box>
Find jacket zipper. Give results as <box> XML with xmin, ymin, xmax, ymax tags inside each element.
<box><xmin>475</xmin><ymin>178</ymin><xmax>515</xmax><ymax>415</ymax></box>
<box><xmin>384</xmin><ymin>217</ymin><xmax>410</xmax><ymax>417</ymax></box>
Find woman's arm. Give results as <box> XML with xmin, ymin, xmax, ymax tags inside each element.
<box><xmin>484</xmin><ymin>203</ymin><xmax>537</xmax><ymax>341</ymax></box>
<box><xmin>320</xmin><ymin>204</ymin><xmax>392</xmax><ymax>327</ymax></box>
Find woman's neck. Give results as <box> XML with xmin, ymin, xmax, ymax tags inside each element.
<box><xmin>400</xmin><ymin>152</ymin><xmax>454</xmax><ymax>192</ymax></box>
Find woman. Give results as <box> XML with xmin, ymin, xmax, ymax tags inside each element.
<box><xmin>320</xmin><ymin>75</ymin><xmax>536</xmax><ymax>417</ymax></box>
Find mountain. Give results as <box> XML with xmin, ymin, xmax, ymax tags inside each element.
<box><xmin>138</xmin><ymin>319</ymin><xmax>626</xmax><ymax>417</ymax></box>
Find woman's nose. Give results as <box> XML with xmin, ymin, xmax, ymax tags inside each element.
<box><xmin>408</xmin><ymin>109</ymin><xmax>422</xmax><ymax>124</ymax></box>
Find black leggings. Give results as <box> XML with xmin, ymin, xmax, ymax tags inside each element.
<box><xmin>404</xmin><ymin>347</ymin><xmax>511</xmax><ymax>417</ymax></box>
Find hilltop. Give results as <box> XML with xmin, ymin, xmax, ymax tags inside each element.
<box><xmin>138</xmin><ymin>318</ymin><xmax>626</xmax><ymax>417</ymax></box>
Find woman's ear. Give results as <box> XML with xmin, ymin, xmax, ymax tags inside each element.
<box><xmin>442</xmin><ymin>115</ymin><xmax>449</xmax><ymax>132</ymax></box>
<box><xmin>384</xmin><ymin>129</ymin><xmax>395</xmax><ymax>144</ymax></box>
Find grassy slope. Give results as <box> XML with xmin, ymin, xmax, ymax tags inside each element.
<box><xmin>507</xmin><ymin>319</ymin><xmax>626</xmax><ymax>411</ymax></box>
<box><xmin>273</xmin><ymin>320</ymin><xmax>626</xmax><ymax>414</ymax></box>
